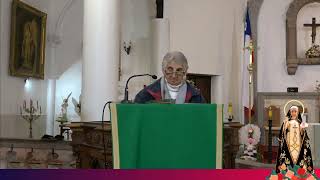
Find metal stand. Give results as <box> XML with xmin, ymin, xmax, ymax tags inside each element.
<box><xmin>268</xmin><ymin>119</ymin><xmax>273</xmax><ymax>163</ymax></box>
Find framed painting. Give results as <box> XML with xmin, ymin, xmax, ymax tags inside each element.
<box><xmin>9</xmin><ymin>0</ymin><xmax>47</xmax><ymax>79</ymax></box>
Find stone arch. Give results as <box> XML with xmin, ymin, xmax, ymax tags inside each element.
<box><xmin>286</xmin><ymin>0</ymin><xmax>320</xmax><ymax>75</ymax></box>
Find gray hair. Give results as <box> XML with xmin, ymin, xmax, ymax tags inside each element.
<box><xmin>162</xmin><ymin>51</ymin><xmax>189</xmax><ymax>71</ymax></box>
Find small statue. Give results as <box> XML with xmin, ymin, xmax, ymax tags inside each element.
<box><xmin>57</xmin><ymin>92</ymin><xmax>72</xmax><ymax>123</ymax></box>
<box><xmin>72</xmin><ymin>94</ymin><xmax>81</xmax><ymax>116</ymax></box>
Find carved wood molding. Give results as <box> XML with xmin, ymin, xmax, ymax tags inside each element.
<box><xmin>286</xmin><ymin>0</ymin><xmax>320</xmax><ymax>75</ymax></box>
<box><xmin>69</xmin><ymin>122</ymin><xmax>112</xmax><ymax>168</ymax></box>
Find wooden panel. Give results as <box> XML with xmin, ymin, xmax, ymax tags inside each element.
<box><xmin>69</xmin><ymin>122</ymin><xmax>113</xmax><ymax>169</ymax></box>
<box><xmin>187</xmin><ymin>74</ymin><xmax>211</xmax><ymax>103</ymax></box>
<box><xmin>223</xmin><ymin>122</ymin><xmax>243</xmax><ymax>168</ymax></box>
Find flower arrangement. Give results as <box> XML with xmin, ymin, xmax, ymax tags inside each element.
<box><xmin>316</xmin><ymin>80</ymin><xmax>320</xmax><ymax>92</ymax></box>
<box><xmin>267</xmin><ymin>165</ymin><xmax>318</xmax><ymax>180</ymax></box>
<box><xmin>306</xmin><ymin>44</ymin><xmax>320</xmax><ymax>58</ymax></box>
<box><xmin>239</xmin><ymin>124</ymin><xmax>261</xmax><ymax>161</ymax></box>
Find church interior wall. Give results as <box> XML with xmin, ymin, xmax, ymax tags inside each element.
<box><xmin>164</xmin><ymin>0</ymin><xmax>247</xmax><ymax>122</ymax></box>
<box><xmin>54</xmin><ymin>61</ymin><xmax>81</xmax><ymax>136</ymax></box>
<box><xmin>0</xmin><ymin>0</ymin><xmax>83</xmax><ymax>137</ymax></box>
<box><xmin>0</xmin><ymin>0</ymin><xmax>50</xmax><ymax>138</ymax></box>
<box><xmin>49</xmin><ymin>0</ymin><xmax>83</xmax><ymax>134</ymax></box>
<box><xmin>0</xmin><ymin>0</ymin><xmax>258</xmax><ymax>135</ymax></box>
<box><xmin>258</xmin><ymin>0</ymin><xmax>320</xmax><ymax>92</ymax></box>
<box><xmin>119</xmin><ymin>0</ymin><xmax>154</xmax><ymax>101</ymax></box>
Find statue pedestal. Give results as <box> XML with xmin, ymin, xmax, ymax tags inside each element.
<box><xmin>68</xmin><ymin>121</ymin><xmax>113</xmax><ymax>169</ymax></box>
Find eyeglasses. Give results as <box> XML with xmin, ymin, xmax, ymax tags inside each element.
<box><xmin>165</xmin><ymin>68</ymin><xmax>186</xmax><ymax>76</ymax></box>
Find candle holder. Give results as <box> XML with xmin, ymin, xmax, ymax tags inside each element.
<box><xmin>268</xmin><ymin>118</ymin><xmax>273</xmax><ymax>163</ymax></box>
<box><xmin>20</xmin><ymin>99</ymin><xmax>42</xmax><ymax>138</ymax></box>
<box><xmin>228</xmin><ymin>115</ymin><xmax>233</xmax><ymax>122</ymax></box>
<box><xmin>227</xmin><ymin>102</ymin><xmax>233</xmax><ymax>122</ymax></box>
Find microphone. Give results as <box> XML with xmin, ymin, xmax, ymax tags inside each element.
<box><xmin>122</xmin><ymin>74</ymin><xmax>157</xmax><ymax>103</ymax></box>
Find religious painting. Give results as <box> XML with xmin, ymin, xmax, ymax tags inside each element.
<box><xmin>9</xmin><ymin>0</ymin><xmax>47</xmax><ymax>79</ymax></box>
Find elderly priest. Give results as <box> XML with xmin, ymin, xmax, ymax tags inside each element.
<box><xmin>134</xmin><ymin>51</ymin><xmax>206</xmax><ymax>104</ymax></box>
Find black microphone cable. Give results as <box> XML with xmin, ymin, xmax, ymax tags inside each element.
<box><xmin>101</xmin><ymin>101</ymin><xmax>112</xmax><ymax>169</ymax></box>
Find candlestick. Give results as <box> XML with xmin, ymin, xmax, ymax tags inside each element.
<box><xmin>20</xmin><ymin>99</ymin><xmax>42</xmax><ymax>139</ymax></box>
<box><xmin>227</xmin><ymin>103</ymin><xmax>233</xmax><ymax>122</ymax></box>
<box><xmin>228</xmin><ymin>103</ymin><xmax>233</xmax><ymax>115</ymax></box>
<box><xmin>268</xmin><ymin>107</ymin><xmax>272</xmax><ymax>119</ymax></box>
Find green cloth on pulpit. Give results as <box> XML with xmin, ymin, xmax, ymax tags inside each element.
<box><xmin>110</xmin><ymin>103</ymin><xmax>223</xmax><ymax>169</ymax></box>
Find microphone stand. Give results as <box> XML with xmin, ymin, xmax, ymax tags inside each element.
<box><xmin>100</xmin><ymin>74</ymin><xmax>157</xmax><ymax>167</ymax></box>
<box><xmin>122</xmin><ymin>74</ymin><xmax>157</xmax><ymax>103</ymax></box>
<box><xmin>101</xmin><ymin>101</ymin><xmax>112</xmax><ymax>169</ymax></box>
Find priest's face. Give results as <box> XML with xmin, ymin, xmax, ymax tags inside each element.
<box><xmin>163</xmin><ymin>62</ymin><xmax>186</xmax><ymax>86</ymax></box>
<box><xmin>290</xmin><ymin>109</ymin><xmax>298</xmax><ymax>119</ymax></box>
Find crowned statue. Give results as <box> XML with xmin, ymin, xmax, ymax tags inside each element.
<box><xmin>276</xmin><ymin>101</ymin><xmax>313</xmax><ymax>173</ymax></box>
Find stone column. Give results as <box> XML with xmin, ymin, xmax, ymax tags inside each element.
<box><xmin>151</xmin><ymin>18</ymin><xmax>169</xmax><ymax>77</ymax></box>
<box><xmin>82</xmin><ymin>0</ymin><xmax>120</xmax><ymax>122</ymax></box>
<box><xmin>46</xmin><ymin>79</ymin><xmax>56</xmax><ymax>135</ymax></box>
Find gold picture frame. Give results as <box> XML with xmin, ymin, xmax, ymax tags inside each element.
<box><xmin>9</xmin><ymin>0</ymin><xmax>47</xmax><ymax>79</ymax></box>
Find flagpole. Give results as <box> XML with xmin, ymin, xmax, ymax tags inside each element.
<box><xmin>248</xmin><ymin>61</ymin><xmax>253</xmax><ymax>124</ymax></box>
<box><xmin>244</xmin><ymin>7</ymin><xmax>254</xmax><ymax>124</ymax></box>
<box><xmin>247</xmin><ymin>38</ymin><xmax>254</xmax><ymax>124</ymax></box>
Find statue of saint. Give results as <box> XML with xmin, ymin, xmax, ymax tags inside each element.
<box><xmin>276</xmin><ymin>106</ymin><xmax>313</xmax><ymax>173</ymax></box>
<box><xmin>58</xmin><ymin>92</ymin><xmax>72</xmax><ymax>122</ymax></box>
<box><xmin>21</xmin><ymin>19</ymin><xmax>38</xmax><ymax>70</ymax></box>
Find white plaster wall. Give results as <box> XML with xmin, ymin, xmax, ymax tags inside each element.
<box><xmin>164</xmin><ymin>0</ymin><xmax>242</xmax><ymax>75</ymax></box>
<box><xmin>49</xmin><ymin>0</ymin><xmax>83</xmax><ymax>126</ymax></box>
<box><xmin>258</xmin><ymin>0</ymin><xmax>320</xmax><ymax>92</ymax></box>
<box><xmin>55</xmin><ymin>61</ymin><xmax>82</xmax><ymax>121</ymax></box>
<box><xmin>164</xmin><ymin>0</ymin><xmax>247</xmax><ymax>122</ymax></box>
<box><xmin>119</xmin><ymin>0</ymin><xmax>154</xmax><ymax>101</ymax></box>
<box><xmin>0</xmin><ymin>0</ymin><xmax>256</xmax><ymax>130</ymax></box>
<box><xmin>0</xmin><ymin>0</ymin><xmax>49</xmax><ymax>138</ymax></box>
<box><xmin>53</xmin><ymin>0</ymin><xmax>83</xmax><ymax>78</ymax></box>
<box><xmin>0</xmin><ymin>0</ymin><xmax>84</xmax><ymax>137</ymax></box>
